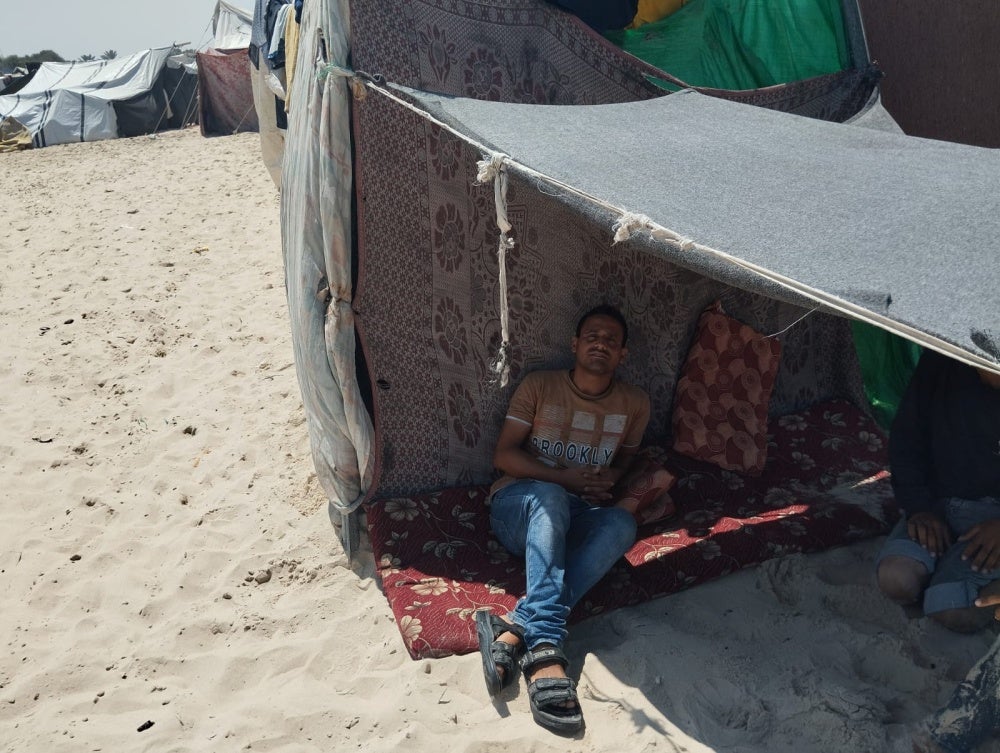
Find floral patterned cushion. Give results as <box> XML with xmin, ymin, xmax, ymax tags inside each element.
<box><xmin>368</xmin><ymin>399</ymin><xmax>895</xmax><ymax>660</ymax></box>
<box><xmin>671</xmin><ymin>301</ymin><xmax>782</xmax><ymax>474</ymax></box>
<box><xmin>612</xmin><ymin>455</ymin><xmax>677</xmax><ymax>525</ymax></box>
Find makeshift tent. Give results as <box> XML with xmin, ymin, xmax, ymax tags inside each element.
<box><xmin>198</xmin><ymin>49</ymin><xmax>258</xmax><ymax>135</ymax></box>
<box><xmin>277</xmin><ymin>0</ymin><xmax>998</xmax><ymax>652</ymax></box>
<box><xmin>161</xmin><ymin>54</ymin><xmax>200</xmax><ymax>131</ymax></box>
<box><xmin>213</xmin><ymin>0</ymin><xmax>255</xmax><ymax>49</ymax></box>
<box><xmin>0</xmin><ymin>48</ymin><xmax>197</xmax><ymax>147</ymax></box>
<box><xmin>198</xmin><ymin>1</ymin><xmax>259</xmax><ymax>136</ymax></box>
<box><xmin>0</xmin><ymin>65</ymin><xmax>40</xmax><ymax>96</ymax></box>
<box><xmin>280</xmin><ymin>0</ymin><xmax>896</xmax><ymax>519</ymax></box>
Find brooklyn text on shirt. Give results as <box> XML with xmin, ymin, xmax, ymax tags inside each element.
<box><xmin>530</xmin><ymin>436</ymin><xmax>617</xmax><ymax>466</ymax></box>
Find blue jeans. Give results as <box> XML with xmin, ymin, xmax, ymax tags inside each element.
<box><xmin>877</xmin><ymin>497</ymin><xmax>1000</xmax><ymax>614</ymax></box>
<box><xmin>489</xmin><ymin>479</ymin><xmax>637</xmax><ymax>649</ymax></box>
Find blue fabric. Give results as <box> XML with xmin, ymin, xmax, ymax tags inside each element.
<box><xmin>295</xmin><ymin>0</ymin><xmax>303</xmax><ymax>23</ymax></box>
<box><xmin>490</xmin><ymin>479</ymin><xmax>636</xmax><ymax>648</ymax></box>
<box><xmin>877</xmin><ymin>497</ymin><xmax>1000</xmax><ymax>614</ymax></box>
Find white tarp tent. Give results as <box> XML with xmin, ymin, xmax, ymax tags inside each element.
<box><xmin>0</xmin><ymin>48</ymin><xmax>174</xmax><ymax>147</ymax></box>
<box><xmin>213</xmin><ymin>0</ymin><xmax>254</xmax><ymax>49</ymax></box>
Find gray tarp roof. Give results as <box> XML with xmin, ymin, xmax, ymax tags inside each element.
<box><xmin>394</xmin><ymin>86</ymin><xmax>1000</xmax><ymax>371</ymax></box>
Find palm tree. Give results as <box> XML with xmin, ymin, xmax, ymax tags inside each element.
<box><xmin>79</xmin><ymin>54</ymin><xmax>96</xmax><ymax>62</ymax></box>
<box><xmin>100</xmin><ymin>49</ymin><xmax>117</xmax><ymax>60</ymax></box>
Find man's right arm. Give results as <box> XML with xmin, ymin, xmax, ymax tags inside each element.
<box><xmin>493</xmin><ymin>419</ymin><xmax>612</xmax><ymax>499</ymax></box>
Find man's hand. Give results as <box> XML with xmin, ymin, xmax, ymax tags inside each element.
<box><xmin>974</xmin><ymin>594</ymin><xmax>1000</xmax><ymax>619</ymax></box>
<box><xmin>907</xmin><ymin>511</ymin><xmax>951</xmax><ymax>557</ymax></box>
<box><xmin>561</xmin><ymin>466</ymin><xmax>616</xmax><ymax>504</ymax></box>
<box><xmin>959</xmin><ymin>520</ymin><xmax>1000</xmax><ymax>572</ymax></box>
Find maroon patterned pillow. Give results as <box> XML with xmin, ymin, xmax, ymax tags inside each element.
<box><xmin>671</xmin><ymin>301</ymin><xmax>782</xmax><ymax>475</ymax></box>
<box><xmin>613</xmin><ymin>457</ymin><xmax>677</xmax><ymax>525</ymax></box>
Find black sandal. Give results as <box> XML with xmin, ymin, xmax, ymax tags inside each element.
<box><xmin>520</xmin><ymin>645</ymin><xmax>584</xmax><ymax>734</ymax></box>
<box><xmin>475</xmin><ymin>610</ymin><xmax>525</xmax><ymax>697</ymax></box>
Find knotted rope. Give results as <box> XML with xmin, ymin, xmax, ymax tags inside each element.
<box><xmin>476</xmin><ymin>153</ymin><xmax>515</xmax><ymax>387</ymax></box>
<box><xmin>613</xmin><ymin>211</ymin><xmax>697</xmax><ymax>252</ymax></box>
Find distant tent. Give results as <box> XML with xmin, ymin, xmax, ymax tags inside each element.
<box><xmin>0</xmin><ymin>49</ymin><xmax>198</xmax><ymax>148</ymax></box>
<box><xmin>198</xmin><ymin>1</ymin><xmax>259</xmax><ymax>135</ymax></box>
<box><xmin>198</xmin><ymin>49</ymin><xmax>258</xmax><ymax>135</ymax></box>
<box><xmin>0</xmin><ymin>64</ymin><xmax>40</xmax><ymax>96</ymax></box>
<box><xmin>162</xmin><ymin>54</ymin><xmax>201</xmax><ymax>130</ymax></box>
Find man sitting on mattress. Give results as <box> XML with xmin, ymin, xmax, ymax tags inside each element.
<box><xmin>877</xmin><ymin>350</ymin><xmax>1000</xmax><ymax>633</ymax></box>
<box><xmin>475</xmin><ymin>304</ymin><xmax>649</xmax><ymax>734</ymax></box>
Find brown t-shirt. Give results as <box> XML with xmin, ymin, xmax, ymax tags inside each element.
<box><xmin>491</xmin><ymin>370</ymin><xmax>651</xmax><ymax>496</ymax></box>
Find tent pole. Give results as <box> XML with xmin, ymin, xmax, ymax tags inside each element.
<box><xmin>328</xmin><ymin>503</ymin><xmax>361</xmax><ymax>560</ymax></box>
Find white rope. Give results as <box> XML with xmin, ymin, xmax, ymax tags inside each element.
<box><xmin>648</xmin><ymin>226</ymin><xmax>698</xmax><ymax>252</ymax></box>
<box><xmin>767</xmin><ymin>306</ymin><xmax>819</xmax><ymax>338</ymax></box>
<box><xmin>476</xmin><ymin>154</ymin><xmax>514</xmax><ymax>387</ymax></box>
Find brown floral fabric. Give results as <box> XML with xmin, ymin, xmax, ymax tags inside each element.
<box><xmin>367</xmin><ymin>399</ymin><xmax>894</xmax><ymax>659</ymax></box>
<box><xmin>671</xmin><ymin>301</ymin><xmax>782</xmax><ymax>474</ymax></box>
<box><xmin>197</xmin><ymin>49</ymin><xmax>258</xmax><ymax>136</ymax></box>
<box><xmin>613</xmin><ymin>455</ymin><xmax>678</xmax><ymax>525</ymax></box>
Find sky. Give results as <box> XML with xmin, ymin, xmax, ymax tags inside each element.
<box><xmin>0</xmin><ymin>0</ymin><xmax>233</xmax><ymax>60</ymax></box>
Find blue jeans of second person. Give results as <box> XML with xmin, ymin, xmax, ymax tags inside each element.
<box><xmin>877</xmin><ymin>497</ymin><xmax>1000</xmax><ymax>614</ymax></box>
<box><xmin>489</xmin><ymin>479</ymin><xmax>638</xmax><ymax>650</ymax></box>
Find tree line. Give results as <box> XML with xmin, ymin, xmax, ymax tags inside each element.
<box><xmin>1</xmin><ymin>49</ymin><xmax>118</xmax><ymax>72</ymax></box>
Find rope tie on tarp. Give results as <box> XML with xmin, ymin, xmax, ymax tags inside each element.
<box><xmin>317</xmin><ymin>64</ymin><xmax>383</xmax><ymax>99</ymax></box>
<box><xmin>476</xmin><ymin>153</ymin><xmax>514</xmax><ymax>387</ymax></box>
<box><xmin>613</xmin><ymin>211</ymin><xmax>696</xmax><ymax>252</ymax></box>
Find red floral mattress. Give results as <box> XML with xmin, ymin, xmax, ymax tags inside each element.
<box><xmin>367</xmin><ymin>400</ymin><xmax>896</xmax><ymax>659</ymax></box>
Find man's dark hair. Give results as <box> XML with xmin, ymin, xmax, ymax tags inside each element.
<box><xmin>576</xmin><ymin>304</ymin><xmax>628</xmax><ymax>346</ymax></box>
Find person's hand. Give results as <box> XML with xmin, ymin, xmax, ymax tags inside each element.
<box><xmin>561</xmin><ymin>466</ymin><xmax>615</xmax><ymax>504</ymax></box>
<box><xmin>959</xmin><ymin>520</ymin><xmax>1000</xmax><ymax>572</ymax></box>
<box><xmin>907</xmin><ymin>512</ymin><xmax>951</xmax><ymax>557</ymax></box>
<box><xmin>974</xmin><ymin>593</ymin><xmax>1000</xmax><ymax>619</ymax></box>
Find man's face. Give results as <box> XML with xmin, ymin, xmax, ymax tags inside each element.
<box><xmin>571</xmin><ymin>314</ymin><xmax>627</xmax><ymax>376</ymax></box>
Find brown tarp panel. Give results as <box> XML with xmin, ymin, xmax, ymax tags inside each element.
<box><xmin>858</xmin><ymin>0</ymin><xmax>1000</xmax><ymax>148</ymax></box>
<box><xmin>197</xmin><ymin>48</ymin><xmax>259</xmax><ymax>136</ymax></box>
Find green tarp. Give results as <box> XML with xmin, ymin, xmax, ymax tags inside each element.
<box><xmin>606</xmin><ymin>0</ymin><xmax>850</xmax><ymax>90</ymax></box>
<box><xmin>852</xmin><ymin>323</ymin><xmax>921</xmax><ymax>427</ymax></box>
